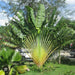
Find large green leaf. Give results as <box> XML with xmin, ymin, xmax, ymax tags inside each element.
<box><xmin>0</xmin><ymin>48</ymin><xmax>14</xmax><ymax>63</ymax></box>
<box><xmin>15</xmin><ymin>65</ymin><xmax>29</xmax><ymax>74</ymax></box>
<box><xmin>3</xmin><ymin>42</ymin><xmax>17</xmax><ymax>48</ymax></box>
<box><xmin>0</xmin><ymin>70</ymin><xmax>5</xmax><ymax>75</ymax></box>
<box><xmin>26</xmin><ymin>6</ymin><xmax>36</xmax><ymax>26</ymax></box>
<box><xmin>35</xmin><ymin>4</ymin><xmax>45</xmax><ymax>28</ymax></box>
<box><xmin>48</xmin><ymin>8</ymin><xmax>57</xmax><ymax>27</ymax></box>
<box><xmin>26</xmin><ymin>4</ymin><xmax>45</xmax><ymax>28</ymax></box>
<box><xmin>0</xmin><ymin>47</ymin><xmax>22</xmax><ymax>66</ymax></box>
<box><xmin>10</xmin><ymin>23</ymin><xmax>25</xmax><ymax>39</ymax></box>
<box><xmin>9</xmin><ymin>68</ymin><xmax>18</xmax><ymax>75</ymax></box>
<box><xmin>11</xmin><ymin>51</ymin><xmax>22</xmax><ymax>62</ymax></box>
<box><xmin>16</xmin><ymin>10</ymin><xmax>24</xmax><ymax>26</ymax></box>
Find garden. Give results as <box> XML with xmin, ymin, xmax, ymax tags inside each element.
<box><xmin>0</xmin><ymin>0</ymin><xmax>75</xmax><ymax>75</ymax></box>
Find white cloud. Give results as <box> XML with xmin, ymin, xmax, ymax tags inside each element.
<box><xmin>66</xmin><ymin>0</ymin><xmax>75</xmax><ymax>5</ymax></box>
<box><xmin>0</xmin><ymin>19</ymin><xmax>8</xmax><ymax>26</ymax></box>
<box><xmin>1</xmin><ymin>0</ymin><xmax>8</xmax><ymax>3</ymax></box>
<box><xmin>0</xmin><ymin>12</ymin><xmax>8</xmax><ymax>26</ymax></box>
<box><xmin>0</xmin><ymin>11</ymin><xmax>12</xmax><ymax>26</ymax></box>
<box><xmin>65</xmin><ymin>0</ymin><xmax>75</xmax><ymax>20</ymax></box>
<box><xmin>2</xmin><ymin>0</ymin><xmax>18</xmax><ymax>3</ymax></box>
<box><xmin>67</xmin><ymin>15</ymin><xmax>75</xmax><ymax>20</ymax></box>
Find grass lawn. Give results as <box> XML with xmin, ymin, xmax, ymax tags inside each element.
<box><xmin>19</xmin><ymin>63</ymin><xmax>75</xmax><ymax>75</ymax></box>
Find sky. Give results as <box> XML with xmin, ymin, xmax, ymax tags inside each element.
<box><xmin>65</xmin><ymin>0</ymin><xmax>75</xmax><ymax>20</ymax></box>
<box><xmin>0</xmin><ymin>0</ymin><xmax>75</xmax><ymax>26</ymax></box>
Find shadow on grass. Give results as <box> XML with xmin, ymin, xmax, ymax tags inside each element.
<box><xmin>60</xmin><ymin>57</ymin><xmax>75</xmax><ymax>66</ymax></box>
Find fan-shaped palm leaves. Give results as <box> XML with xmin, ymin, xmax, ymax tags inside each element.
<box><xmin>3</xmin><ymin>4</ymin><xmax>75</xmax><ymax>67</ymax></box>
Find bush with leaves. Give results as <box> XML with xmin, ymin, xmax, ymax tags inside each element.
<box><xmin>0</xmin><ymin>47</ymin><xmax>22</xmax><ymax>75</ymax></box>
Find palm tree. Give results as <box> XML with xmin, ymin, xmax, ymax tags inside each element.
<box><xmin>3</xmin><ymin>4</ymin><xmax>75</xmax><ymax>67</ymax></box>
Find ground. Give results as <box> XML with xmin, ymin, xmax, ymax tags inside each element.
<box><xmin>19</xmin><ymin>63</ymin><xmax>75</xmax><ymax>75</ymax></box>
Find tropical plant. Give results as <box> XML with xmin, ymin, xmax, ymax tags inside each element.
<box><xmin>0</xmin><ymin>47</ymin><xmax>22</xmax><ymax>75</ymax></box>
<box><xmin>3</xmin><ymin>4</ymin><xmax>75</xmax><ymax>68</ymax></box>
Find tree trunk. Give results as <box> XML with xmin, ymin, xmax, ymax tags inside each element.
<box><xmin>58</xmin><ymin>50</ymin><xmax>61</xmax><ymax>64</ymax></box>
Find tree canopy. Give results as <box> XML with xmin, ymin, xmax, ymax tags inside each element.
<box><xmin>0</xmin><ymin>0</ymin><xmax>66</xmax><ymax>18</ymax></box>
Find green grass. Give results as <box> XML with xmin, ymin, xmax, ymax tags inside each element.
<box><xmin>19</xmin><ymin>63</ymin><xmax>75</xmax><ymax>75</ymax></box>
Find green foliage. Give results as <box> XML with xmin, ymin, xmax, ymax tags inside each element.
<box><xmin>15</xmin><ymin>65</ymin><xmax>29</xmax><ymax>74</ymax></box>
<box><xmin>0</xmin><ymin>47</ymin><xmax>22</xmax><ymax>75</ymax></box>
<box><xmin>9</xmin><ymin>68</ymin><xmax>18</xmax><ymax>75</ymax></box>
<box><xmin>48</xmin><ymin>8</ymin><xmax>57</xmax><ymax>27</ymax></box>
<box><xmin>0</xmin><ymin>26</ymin><xmax>7</xmax><ymax>37</ymax></box>
<box><xmin>29</xmin><ymin>63</ymin><xmax>55</xmax><ymax>72</ymax></box>
<box><xmin>0</xmin><ymin>47</ymin><xmax>22</xmax><ymax>66</ymax></box>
